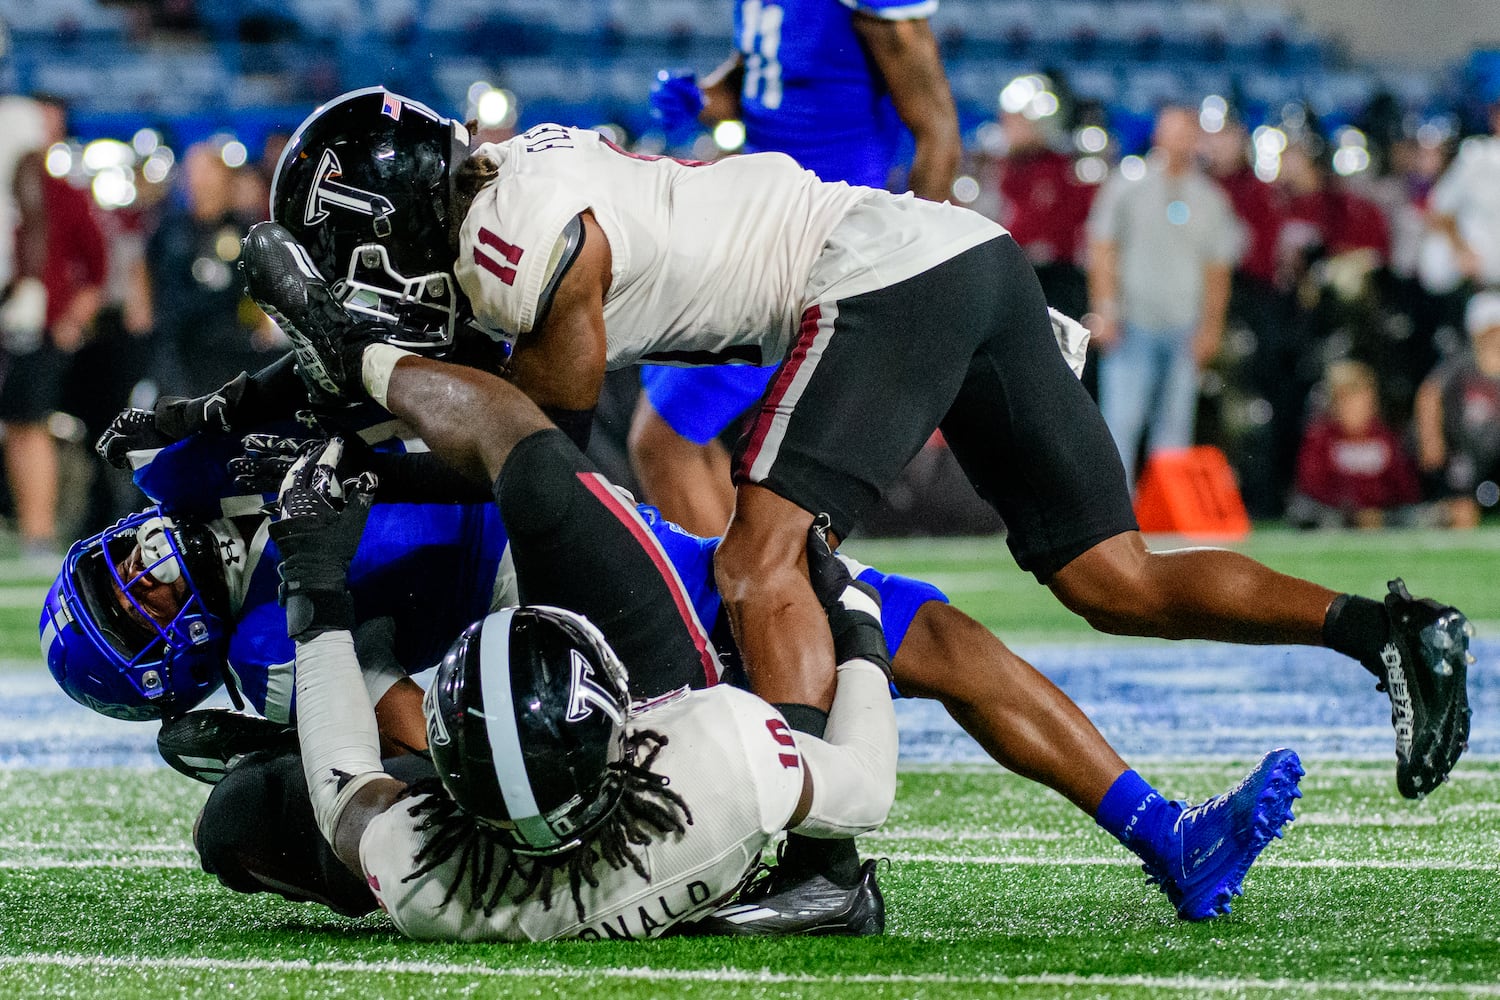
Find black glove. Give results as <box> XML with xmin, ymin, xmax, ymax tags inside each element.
<box><xmin>95</xmin><ymin>408</ymin><xmax>171</xmax><ymax>468</ymax></box>
<box><xmin>240</xmin><ymin>222</ymin><xmax>382</xmax><ymax>403</ymax></box>
<box><xmin>229</xmin><ymin>417</ymin><xmax>373</xmax><ymax>495</ymax></box>
<box><xmin>269</xmin><ymin>437</ymin><xmax>377</xmax><ymax>641</ymax></box>
<box><xmin>154</xmin><ymin>371</ymin><xmax>251</xmax><ymax>438</ymax></box>
<box><xmin>94</xmin><ymin>372</ymin><xmax>254</xmax><ymax>469</ymax></box>
<box><xmin>230</xmin><ymin>433</ymin><xmax>312</xmax><ymax>495</ymax></box>
<box><xmin>806</xmin><ymin>513</ymin><xmax>892</xmax><ymax>679</ymax></box>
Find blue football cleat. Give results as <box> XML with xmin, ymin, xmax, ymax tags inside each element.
<box><xmin>1142</xmin><ymin>748</ymin><xmax>1304</xmax><ymax>921</ymax></box>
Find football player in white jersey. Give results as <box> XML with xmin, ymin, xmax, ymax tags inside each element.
<box><xmin>264</xmin><ymin>411</ymin><xmax>899</xmax><ymax>942</ymax></box>
<box><xmin>250</xmin><ymin>87</ymin><xmax>1467</xmax><ymax>919</ymax></box>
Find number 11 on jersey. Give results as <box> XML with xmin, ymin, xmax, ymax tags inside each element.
<box><xmin>740</xmin><ymin>0</ymin><xmax>784</xmax><ymax>111</ymax></box>
<box><xmin>474</xmin><ymin>228</ymin><xmax>524</xmax><ymax>286</ymax></box>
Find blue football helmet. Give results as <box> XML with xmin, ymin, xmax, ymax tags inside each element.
<box><xmin>41</xmin><ymin>508</ymin><xmax>248</xmax><ymax>721</ymax></box>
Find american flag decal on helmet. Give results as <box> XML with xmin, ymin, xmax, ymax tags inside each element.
<box><xmin>380</xmin><ymin>93</ymin><xmax>401</xmax><ymax>120</ymax></box>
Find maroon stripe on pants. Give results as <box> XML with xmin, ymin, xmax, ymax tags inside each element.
<box><xmin>576</xmin><ymin>472</ymin><xmax>720</xmax><ymax>685</ymax></box>
<box><xmin>737</xmin><ymin>304</ymin><xmax>822</xmax><ymax>480</ymax></box>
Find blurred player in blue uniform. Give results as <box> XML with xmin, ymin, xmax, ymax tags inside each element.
<box><xmin>637</xmin><ymin>0</ymin><xmax>962</xmax><ymax>535</ymax></box>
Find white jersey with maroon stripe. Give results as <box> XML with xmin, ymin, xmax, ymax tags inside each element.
<box><xmin>359</xmin><ymin>685</ymin><xmax>805</xmax><ymax>941</ymax></box>
<box><xmin>455</xmin><ymin>125</ymin><xmax>1005</xmax><ymax>370</ymax></box>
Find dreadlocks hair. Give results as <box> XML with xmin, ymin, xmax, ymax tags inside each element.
<box><xmin>448</xmin><ymin>139</ymin><xmax>499</xmax><ymax>255</ymax></box>
<box><xmin>397</xmin><ymin>729</ymin><xmax>693</xmax><ymax>924</ymax></box>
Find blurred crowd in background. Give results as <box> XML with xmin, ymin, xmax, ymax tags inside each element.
<box><xmin>0</xmin><ymin>92</ymin><xmax>287</xmax><ymax>559</ymax></box>
<box><xmin>1</xmin><ymin>0</ymin><xmax>1499</xmax><ymax>559</ymax></box>
<box><xmin>965</xmin><ymin>85</ymin><xmax>1500</xmax><ymax>535</ymax></box>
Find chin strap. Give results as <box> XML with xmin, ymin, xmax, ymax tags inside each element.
<box><xmin>216</xmin><ymin>662</ymin><xmax>246</xmax><ymax>712</ymax></box>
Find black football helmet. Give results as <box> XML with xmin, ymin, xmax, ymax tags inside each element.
<box><xmin>423</xmin><ymin>606</ymin><xmax>632</xmax><ymax>856</ymax></box>
<box><xmin>269</xmin><ymin>87</ymin><xmax>472</xmax><ymax>350</ymax></box>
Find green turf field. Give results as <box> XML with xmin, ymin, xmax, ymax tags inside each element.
<box><xmin>3</xmin><ymin>529</ymin><xmax>1499</xmax><ymax>999</ymax></box>
<box><xmin>3</xmin><ymin>763</ymin><xmax>1500</xmax><ymax>998</ymax></box>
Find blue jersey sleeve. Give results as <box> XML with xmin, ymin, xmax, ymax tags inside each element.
<box><xmin>838</xmin><ymin>0</ymin><xmax>937</xmax><ymax>18</ymax></box>
<box><xmin>133</xmin><ymin>432</ymin><xmax>262</xmax><ymax>521</ymax></box>
<box><xmin>225</xmin><ymin>551</ymin><xmax>296</xmax><ymax>721</ymax></box>
<box><xmin>635</xmin><ymin>504</ymin><xmax>724</xmax><ymax>631</ymax></box>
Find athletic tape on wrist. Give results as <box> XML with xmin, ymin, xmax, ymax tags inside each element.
<box><xmin>361</xmin><ymin>343</ymin><xmax>417</xmax><ymax>409</ymax></box>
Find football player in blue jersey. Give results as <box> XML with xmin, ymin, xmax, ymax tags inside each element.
<box><xmin>54</xmin><ymin>412</ymin><xmax>931</xmax><ymax>738</ymax></box>
<box><xmin>636</xmin><ymin>0</ymin><xmax>963</xmax><ymax>536</ymax></box>
<box><xmin>45</xmin><ymin>424</ymin><xmax>510</xmax><ymax>764</ymax></box>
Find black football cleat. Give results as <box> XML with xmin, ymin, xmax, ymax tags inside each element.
<box><xmin>240</xmin><ymin>221</ymin><xmax>377</xmax><ymax>402</ymax></box>
<box><xmin>157</xmin><ymin>709</ymin><xmax>298</xmax><ymax>784</ymax></box>
<box><xmin>1373</xmin><ymin>579</ymin><xmax>1474</xmax><ymax>799</ymax></box>
<box><xmin>682</xmin><ymin>859</ymin><xmax>885</xmax><ymax>937</ymax></box>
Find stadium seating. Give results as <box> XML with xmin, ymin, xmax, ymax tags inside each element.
<box><xmin>0</xmin><ymin>0</ymin><xmax>1475</xmax><ymax>144</ymax></box>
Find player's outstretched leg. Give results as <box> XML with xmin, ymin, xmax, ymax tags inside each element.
<box><xmin>1049</xmin><ymin>538</ymin><xmax>1475</xmax><ymax>799</ymax></box>
<box><xmin>922</xmin><ymin>257</ymin><xmax>1474</xmax><ymax>800</ymax></box>
<box><xmin>1103</xmin><ymin>749</ymin><xmax>1304</xmax><ymax>921</ymax></box>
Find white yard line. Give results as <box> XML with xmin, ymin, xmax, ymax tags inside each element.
<box><xmin>889</xmin><ymin>852</ymin><xmax>1500</xmax><ymax>872</ymax></box>
<box><xmin>8</xmin><ymin>852</ymin><xmax>1498</xmax><ymax>873</ymax></box>
<box><xmin>1</xmin><ymin>953</ymin><xmax>1496</xmax><ymax>995</ymax></box>
<box><xmin>0</xmin><ymin>840</ymin><xmax>193</xmax><ymax>852</ymax></box>
<box><xmin>0</xmin><ymin>587</ymin><xmax>47</xmax><ymax>609</ymax></box>
<box><xmin>865</xmin><ymin>828</ymin><xmax>1066</xmax><ymax>842</ymax></box>
<box><xmin>0</xmin><ymin>859</ymin><xmax>199</xmax><ymax>869</ymax></box>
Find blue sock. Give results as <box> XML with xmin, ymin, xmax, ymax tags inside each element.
<box><xmin>1095</xmin><ymin>770</ymin><xmax>1175</xmax><ymax>862</ymax></box>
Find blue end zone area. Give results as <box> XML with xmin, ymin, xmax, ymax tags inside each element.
<box><xmin>898</xmin><ymin>638</ymin><xmax>1499</xmax><ymax>763</ymax></box>
<box><xmin>6</xmin><ymin>639</ymin><xmax>1495</xmax><ymax>768</ymax></box>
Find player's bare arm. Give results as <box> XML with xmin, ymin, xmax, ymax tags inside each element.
<box><xmin>1411</xmin><ymin>373</ymin><xmax>1447</xmax><ymax>473</ymax></box>
<box><xmin>851</xmin><ymin>13</ymin><xmax>961</xmax><ymax>202</ymax></box>
<box><xmin>1194</xmin><ymin>261</ymin><xmax>1232</xmax><ymax>365</ymax></box>
<box><xmin>699</xmin><ymin>52</ymin><xmax>746</xmax><ymax>124</ymax></box>
<box><xmin>1086</xmin><ymin>238</ymin><xmax>1121</xmax><ymax>348</ymax></box>
<box><xmin>505</xmin><ymin>211</ymin><xmax>612</xmax><ymax>416</ymax></box>
<box><xmin>1429</xmin><ymin>211</ymin><xmax>1480</xmax><ymax>277</ymax></box>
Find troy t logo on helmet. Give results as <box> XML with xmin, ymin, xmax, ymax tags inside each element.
<box><xmin>566</xmin><ymin>649</ymin><xmax>625</xmax><ymax>725</ymax></box>
<box><xmin>304</xmin><ymin>149</ymin><xmax>396</xmax><ymax>236</ymax></box>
